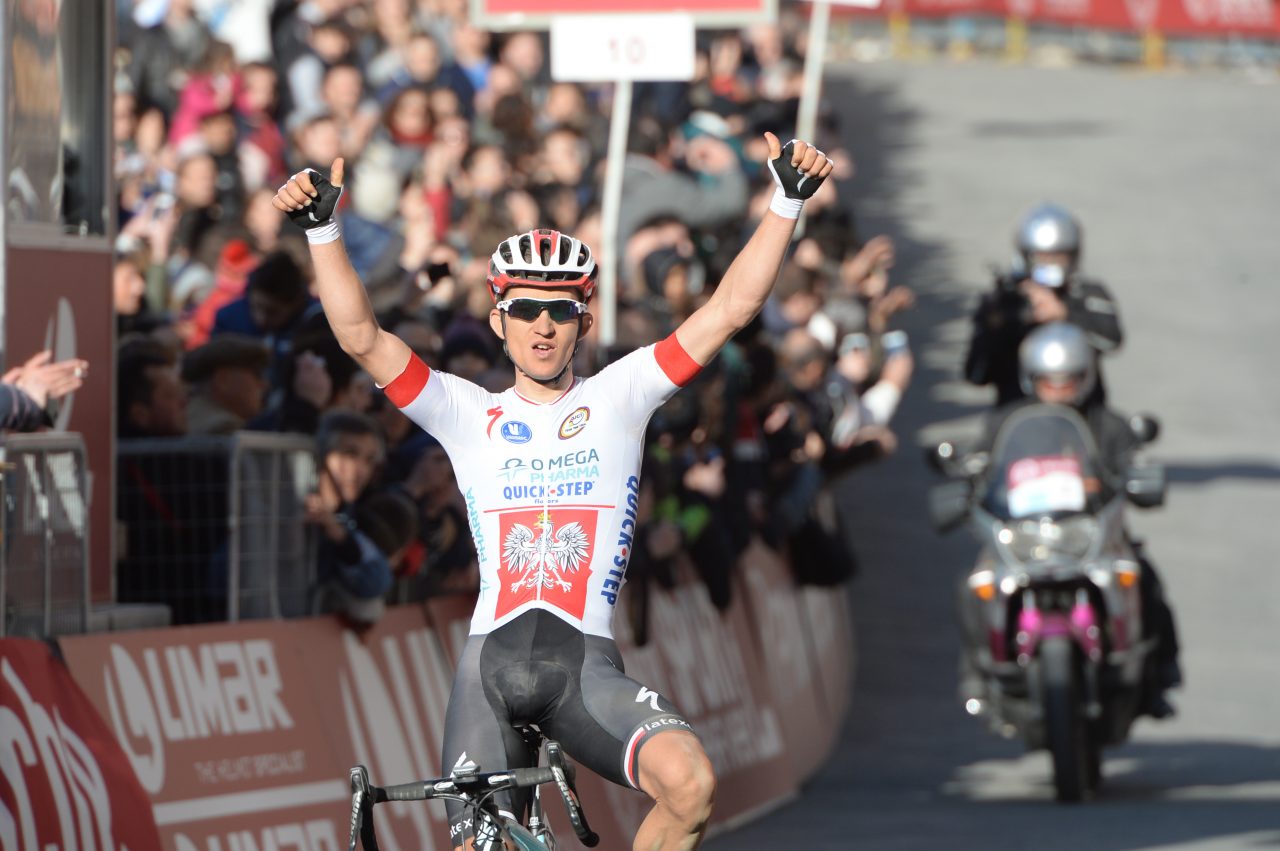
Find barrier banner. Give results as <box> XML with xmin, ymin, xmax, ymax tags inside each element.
<box><xmin>846</xmin><ymin>0</ymin><xmax>1280</xmax><ymax>38</ymax></box>
<box><xmin>800</xmin><ymin>586</ymin><xmax>856</xmax><ymax>728</ymax></box>
<box><xmin>59</xmin><ymin>619</ymin><xmax>354</xmax><ymax>851</ymax></box>
<box><xmin>424</xmin><ymin>593</ymin><xmax>478</xmax><ymax>663</ymax></box>
<box><xmin>612</xmin><ymin>566</ymin><xmax>799</xmax><ymax>837</ymax></box>
<box><xmin>1</xmin><ymin>638</ymin><xmax>163</xmax><ymax>851</ymax></box>
<box><xmin>58</xmin><ymin>570</ymin><xmax>844</xmax><ymax>849</ymax></box>
<box><xmin>60</xmin><ymin>609</ymin><xmax>458</xmax><ymax>850</ymax></box>
<box><xmin>306</xmin><ymin>606</ymin><xmax>458</xmax><ymax>851</ymax></box>
<box><xmin>737</xmin><ymin>540</ymin><xmax>834</xmax><ymax>780</ymax></box>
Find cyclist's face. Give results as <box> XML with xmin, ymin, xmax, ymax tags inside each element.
<box><xmin>491</xmin><ymin>286</ymin><xmax>592</xmax><ymax>382</ymax></box>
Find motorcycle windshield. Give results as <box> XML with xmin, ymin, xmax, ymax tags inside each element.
<box><xmin>981</xmin><ymin>405</ymin><xmax>1109</xmax><ymax>520</ymax></box>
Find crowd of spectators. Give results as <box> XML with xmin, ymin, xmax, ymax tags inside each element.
<box><xmin>111</xmin><ymin>0</ymin><xmax>916</xmax><ymax>631</ymax></box>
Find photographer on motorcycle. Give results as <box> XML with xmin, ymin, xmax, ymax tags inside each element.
<box><xmin>964</xmin><ymin>204</ymin><xmax>1122</xmax><ymax>407</ymax></box>
<box><xmin>974</xmin><ymin>323</ymin><xmax>1182</xmax><ymax>718</ymax></box>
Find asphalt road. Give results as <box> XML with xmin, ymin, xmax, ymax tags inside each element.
<box><xmin>707</xmin><ymin>58</ymin><xmax>1280</xmax><ymax>850</ymax></box>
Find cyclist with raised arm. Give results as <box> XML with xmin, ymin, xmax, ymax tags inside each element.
<box><xmin>273</xmin><ymin>132</ymin><xmax>834</xmax><ymax>851</ymax></box>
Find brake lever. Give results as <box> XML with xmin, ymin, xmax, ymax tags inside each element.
<box><xmin>348</xmin><ymin>765</ymin><xmax>381</xmax><ymax>851</ymax></box>
<box><xmin>546</xmin><ymin>742</ymin><xmax>598</xmax><ymax>847</ymax></box>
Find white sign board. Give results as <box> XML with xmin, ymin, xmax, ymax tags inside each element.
<box><xmin>472</xmin><ymin>0</ymin><xmax>774</xmax><ymax>32</ymax></box>
<box><xmin>550</xmin><ymin>14</ymin><xmax>696</xmax><ymax>83</ymax></box>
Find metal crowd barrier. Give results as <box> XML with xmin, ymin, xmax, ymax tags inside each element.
<box><xmin>116</xmin><ymin>432</ymin><xmax>318</xmax><ymax>624</ymax></box>
<box><xmin>0</xmin><ymin>433</ymin><xmax>90</xmax><ymax>638</ymax></box>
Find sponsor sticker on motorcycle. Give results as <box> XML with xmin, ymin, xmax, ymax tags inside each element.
<box><xmin>1007</xmin><ymin>455</ymin><xmax>1085</xmax><ymax>517</ymax></box>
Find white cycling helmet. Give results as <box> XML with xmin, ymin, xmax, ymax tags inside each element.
<box><xmin>1019</xmin><ymin>322</ymin><xmax>1096</xmax><ymax>404</ymax></box>
<box><xmin>486</xmin><ymin>228</ymin><xmax>598</xmax><ymax>303</ymax></box>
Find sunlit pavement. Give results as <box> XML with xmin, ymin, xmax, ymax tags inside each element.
<box><xmin>706</xmin><ymin>57</ymin><xmax>1280</xmax><ymax>850</ymax></box>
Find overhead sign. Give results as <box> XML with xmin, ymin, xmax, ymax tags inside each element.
<box><xmin>551</xmin><ymin>14</ymin><xmax>696</xmax><ymax>82</ymax></box>
<box><xmin>472</xmin><ymin>0</ymin><xmax>776</xmax><ymax>30</ymax></box>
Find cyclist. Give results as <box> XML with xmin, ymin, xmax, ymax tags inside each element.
<box><xmin>274</xmin><ymin>132</ymin><xmax>833</xmax><ymax>851</ymax></box>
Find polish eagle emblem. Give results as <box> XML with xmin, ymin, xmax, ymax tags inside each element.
<box><xmin>502</xmin><ymin>512</ymin><xmax>591</xmax><ymax>593</ymax></box>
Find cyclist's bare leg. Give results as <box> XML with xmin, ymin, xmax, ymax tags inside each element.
<box><xmin>632</xmin><ymin>730</ymin><xmax>716</xmax><ymax>851</ymax></box>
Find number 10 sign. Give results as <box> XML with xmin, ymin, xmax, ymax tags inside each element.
<box><xmin>550</xmin><ymin>14</ymin><xmax>696</xmax><ymax>82</ymax></box>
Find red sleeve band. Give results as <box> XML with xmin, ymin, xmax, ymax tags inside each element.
<box><xmin>654</xmin><ymin>333</ymin><xmax>703</xmax><ymax>388</ymax></box>
<box><xmin>382</xmin><ymin>353</ymin><xmax>431</xmax><ymax>407</ymax></box>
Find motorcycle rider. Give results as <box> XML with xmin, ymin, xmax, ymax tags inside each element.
<box><xmin>967</xmin><ymin>323</ymin><xmax>1182</xmax><ymax>718</ymax></box>
<box><xmin>964</xmin><ymin>204</ymin><xmax>1122</xmax><ymax>407</ymax></box>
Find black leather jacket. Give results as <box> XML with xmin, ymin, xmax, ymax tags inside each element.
<box><xmin>965</xmin><ymin>275</ymin><xmax>1123</xmax><ymax>407</ymax></box>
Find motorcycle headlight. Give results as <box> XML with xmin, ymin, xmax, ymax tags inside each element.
<box><xmin>996</xmin><ymin>516</ymin><xmax>1098</xmax><ymax>565</ymax></box>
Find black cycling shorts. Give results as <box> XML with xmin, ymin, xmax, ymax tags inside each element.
<box><xmin>441</xmin><ymin>609</ymin><xmax>694</xmax><ymax>843</ymax></box>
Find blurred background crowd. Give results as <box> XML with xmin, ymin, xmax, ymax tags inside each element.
<box><xmin>109</xmin><ymin>0</ymin><xmax>916</xmax><ymax>631</ymax></box>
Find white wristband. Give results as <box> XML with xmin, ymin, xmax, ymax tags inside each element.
<box><xmin>305</xmin><ymin>219</ymin><xmax>342</xmax><ymax>245</ymax></box>
<box><xmin>769</xmin><ymin>188</ymin><xmax>804</xmax><ymax>220</ymax></box>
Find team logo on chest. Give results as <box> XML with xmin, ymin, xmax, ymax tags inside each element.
<box><xmin>558</xmin><ymin>406</ymin><xmax>591</xmax><ymax>439</ymax></box>
<box><xmin>500</xmin><ymin>420</ymin><xmax>532</xmax><ymax>444</ymax></box>
<box><xmin>497</xmin><ymin>509</ymin><xmax>597</xmax><ymax>620</ymax></box>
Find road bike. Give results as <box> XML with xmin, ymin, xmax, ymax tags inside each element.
<box><xmin>347</xmin><ymin>729</ymin><xmax>599</xmax><ymax>850</ymax></box>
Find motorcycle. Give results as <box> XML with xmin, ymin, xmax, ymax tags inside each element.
<box><xmin>928</xmin><ymin>403</ymin><xmax>1165</xmax><ymax>801</ymax></box>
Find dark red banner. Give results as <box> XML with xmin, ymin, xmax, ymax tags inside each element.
<box><xmin>848</xmin><ymin>0</ymin><xmax>1280</xmax><ymax>38</ymax></box>
<box><xmin>58</xmin><ymin>553</ymin><xmax>854</xmax><ymax>848</ymax></box>
<box><xmin>1</xmin><ymin>638</ymin><xmax>163</xmax><ymax>851</ymax></box>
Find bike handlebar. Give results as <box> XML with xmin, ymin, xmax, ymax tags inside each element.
<box><xmin>511</xmin><ymin>766</ymin><xmax>556</xmax><ymax>788</ymax></box>
<box><xmin>379</xmin><ymin>781</ymin><xmax>428</xmax><ymax>802</ymax></box>
<box><xmin>350</xmin><ymin>762</ymin><xmax>594</xmax><ymax>849</ymax></box>
<box><xmin>364</xmin><ymin>766</ymin><xmax>559</xmax><ymax>804</ymax></box>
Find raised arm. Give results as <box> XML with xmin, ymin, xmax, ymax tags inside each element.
<box><xmin>272</xmin><ymin>158</ymin><xmax>412</xmax><ymax>387</ymax></box>
<box><xmin>675</xmin><ymin>133</ymin><xmax>834</xmax><ymax>366</ymax></box>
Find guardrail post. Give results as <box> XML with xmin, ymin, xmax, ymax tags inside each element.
<box><xmin>267</xmin><ymin>448</ymin><xmax>282</xmax><ymax>619</ymax></box>
<box><xmin>79</xmin><ymin>450</ymin><xmax>90</xmax><ymax>634</ymax></box>
<box><xmin>0</xmin><ymin>451</ymin><xmax>7</xmax><ymax>637</ymax></box>
<box><xmin>1142</xmin><ymin>29</ymin><xmax>1165</xmax><ymax>69</ymax></box>
<box><xmin>1005</xmin><ymin>16</ymin><xmax>1028</xmax><ymax>62</ymax></box>
<box><xmin>228</xmin><ymin>438</ymin><xmax>243</xmax><ymax>622</ymax></box>
<box><xmin>40</xmin><ymin>452</ymin><xmax>53</xmax><ymax>635</ymax></box>
<box><xmin>889</xmin><ymin>12</ymin><xmax>911</xmax><ymax>59</ymax></box>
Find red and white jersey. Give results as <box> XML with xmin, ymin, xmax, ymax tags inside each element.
<box><xmin>384</xmin><ymin>333</ymin><xmax>702</xmax><ymax>638</ymax></box>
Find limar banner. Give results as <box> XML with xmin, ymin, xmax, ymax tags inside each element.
<box><xmin>59</xmin><ymin>609</ymin><xmax>458</xmax><ymax>850</ymax></box>
<box><xmin>57</xmin><ymin>557</ymin><xmax>852</xmax><ymax>848</ymax></box>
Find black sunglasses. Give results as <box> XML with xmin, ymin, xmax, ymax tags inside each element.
<box><xmin>497</xmin><ymin>298</ymin><xmax>587</xmax><ymax>323</ymax></box>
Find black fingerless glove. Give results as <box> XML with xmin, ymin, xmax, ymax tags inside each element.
<box><xmin>767</xmin><ymin>139</ymin><xmax>830</xmax><ymax>218</ymax></box>
<box><xmin>285</xmin><ymin>168</ymin><xmax>344</xmax><ymax>242</ymax></box>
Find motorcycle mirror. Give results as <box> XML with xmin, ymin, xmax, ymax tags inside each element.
<box><xmin>1125</xmin><ymin>463</ymin><xmax>1166</xmax><ymax>509</ymax></box>
<box><xmin>1129</xmin><ymin>414</ymin><xmax>1160</xmax><ymax>444</ymax></box>
<box><xmin>929</xmin><ymin>480</ymin><xmax>971</xmax><ymax>533</ymax></box>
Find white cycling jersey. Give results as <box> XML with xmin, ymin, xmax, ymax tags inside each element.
<box><xmin>384</xmin><ymin>333</ymin><xmax>702</xmax><ymax>638</ymax></box>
